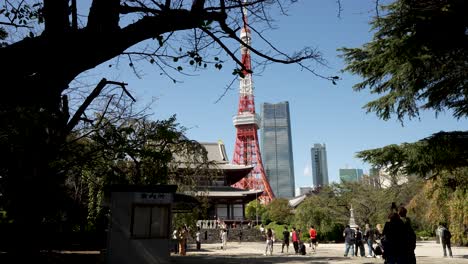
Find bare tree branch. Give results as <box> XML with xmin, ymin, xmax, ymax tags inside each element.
<box><xmin>216</xmin><ymin>18</ymin><xmax>316</xmax><ymax>65</ymax></box>
<box><xmin>200</xmin><ymin>27</ymin><xmax>245</xmax><ymax>69</ymax></box>
<box><xmin>336</xmin><ymin>0</ymin><xmax>343</xmax><ymax>18</ymax></box>
<box><xmin>0</xmin><ymin>21</ymin><xmax>33</xmax><ymax>28</ymax></box>
<box><xmin>214</xmin><ymin>75</ymin><xmax>237</xmax><ymax>104</ymax></box>
<box><xmin>65</xmin><ymin>78</ymin><xmax>129</xmax><ymax>134</ymax></box>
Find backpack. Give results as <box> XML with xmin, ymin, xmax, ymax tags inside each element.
<box><xmin>349</xmin><ymin>229</ymin><xmax>356</xmax><ymax>243</ymax></box>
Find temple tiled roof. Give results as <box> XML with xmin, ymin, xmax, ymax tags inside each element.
<box><xmin>288</xmin><ymin>194</ymin><xmax>307</xmax><ymax>208</ymax></box>
<box><xmin>195</xmin><ymin>186</ymin><xmax>263</xmax><ymax>198</ymax></box>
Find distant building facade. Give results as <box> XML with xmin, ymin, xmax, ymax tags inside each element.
<box><xmin>311</xmin><ymin>143</ymin><xmax>329</xmax><ymax>187</ymax></box>
<box><xmin>368</xmin><ymin>167</ymin><xmax>409</xmax><ymax>188</ymax></box>
<box><xmin>339</xmin><ymin>168</ymin><xmax>364</xmax><ymax>183</ymax></box>
<box><xmin>260</xmin><ymin>101</ymin><xmax>295</xmax><ymax>198</ymax></box>
<box><xmin>297</xmin><ymin>186</ymin><xmax>314</xmax><ymax>196</ymax></box>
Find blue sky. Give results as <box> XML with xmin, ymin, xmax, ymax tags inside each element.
<box><xmin>76</xmin><ymin>1</ymin><xmax>467</xmax><ymax>190</ymax></box>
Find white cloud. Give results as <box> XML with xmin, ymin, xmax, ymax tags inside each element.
<box><xmin>303</xmin><ymin>165</ymin><xmax>311</xmax><ymax>176</ymax></box>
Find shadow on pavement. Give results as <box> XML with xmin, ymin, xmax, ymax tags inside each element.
<box><xmin>170</xmin><ymin>255</ymin><xmax>350</xmax><ymax>264</ymax></box>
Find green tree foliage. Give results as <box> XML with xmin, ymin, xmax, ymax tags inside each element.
<box><xmin>340</xmin><ymin>1</ymin><xmax>467</xmax><ymax>236</ymax></box>
<box><xmin>340</xmin><ymin>0</ymin><xmax>468</xmax><ymax>121</ymax></box>
<box><xmin>245</xmin><ymin>199</ymin><xmax>266</xmax><ymax>222</ymax></box>
<box><xmin>293</xmin><ymin>180</ymin><xmax>423</xmax><ymax>242</ymax></box>
<box><xmin>294</xmin><ymin>194</ymin><xmax>343</xmax><ymax>242</ymax></box>
<box><xmin>264</xmin><ymin>198</ymin><xmax>291</xmax><ymax>225</ymax></box>
<box><xmin>64</xmin><ymin>114</ymin><xmax>211</xmax><ymax>229</ymax></box>
<box><xmin>408</xmin><ymin>168</ymin><xmax>468</xmax><ymax>245</ymax></box>
<box><xmin>357</xmin><ymin>131</ymin><xmax>468</xmax><ymax>177</ymax></box>
<box><xmin>340</xmin><ymin>0</ymin><xmax>468</xmax><ymax>177</ymax></box>
<box><xmin>0</xmin><ymin>1</ymin><xmax>325</xmax><ymax>247</ymax></box>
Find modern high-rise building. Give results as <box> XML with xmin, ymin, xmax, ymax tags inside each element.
<box><xmin>339</xmin><ymin>168</ymin><xmax>364</xmax><ymax>183</ymax></box>
<box><xmin>260</xmin><ymin>102</ymin><xmax>295</xmax><ymax>198</ymax></box>
<box><xmin>311</xmin><ymin>143</ymin><xmax>329</xmax><ymax>187</ymax></box>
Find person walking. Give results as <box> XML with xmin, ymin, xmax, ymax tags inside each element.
<box><xmin>343</xmin><ymin>225</ymin><xmax>355</xmax><ymax>257</ymax></box>
<box><xmin>440</xmin><ymin>223</ymin><xmax>453</xmax><ymax>258</ymax></box>
<box><xmin>264</xmin><ymin>228</ymin><xmax>274</xmax><ymax>255</ymax></box>
<box><xmin>355</xmin><ymin>226</ymin><xmax>366</xmax><ymax>257</ymax></box>
<box><xmin>364</xmin><ymin>223</ymin><xmax>375</xmax><ymax>258</ymax></box>
<box><xmin>309</xmin><ymin>225</ymin><xmax>317</xmax><ymax>252</ymax></box>
<box><xmin>281</xmin><ymin>226</ymin><xmax>290</xmax><ymax>253</ymax></box>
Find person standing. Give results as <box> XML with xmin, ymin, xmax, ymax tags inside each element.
<box><xmin>382</xmin><ymin>212</ymin><xmax>406</xmax><ymax>264</ymax></box>
<box><xmin>373</xmin><ymin>224</ymin><xmax>384</xmax><ymax>258</ymax></box>
<box><xmin>399</xmin><ymin>206</ymin><xmax>416</xmax><ymax>263</ymax></box>
<box><xmin>196</xmin><ymin>226</ymin><xmax>201</xmax><ymax>251</ymax></box>
<box><xmin>260</xmin><ymin>224</ymin><xmax>265</xmax><ymax>234</ymax></box>
<box><xmin>184</xmin><ymin>225</ymin><xmax>189</xmax><ymax>253</ymax></box>
<box><xmin>440</xmin><ymin>223</ymin><xmax>453</xmax><ymax>258</ymax></box>
<box><xmin>265</xmin><ymin>228</ymin><xmax>274</xmax><ymax>255</ymax></box>
<box><xmin>364</xmin><ymin>224</ymin><xmax>375</xmax><ymax>258</ymax></box>
<box><xmin>221</xmin><ymin>229</ymin><xmax>227</xmax><ymax>250</ymax></box>
<box><xmin>309</xmin><ymin>225</ymin><xmax>317</xmax><ymax>252</ymax></box>
<box><xmin>355</xmin><ymin>226</ymin><xmax>366</xmax><ymax>257</ymax></box>
<box><xmin>238</xmin><ymin>227</ymin><xmax>243</xmax><ymax>243</ymax></box>
<box><xmin>178</xmin><ymin>226</ymin><xmax>188</xmax><ymax>256</ymax></box>
<box><xmin>281</xmin><ymin>226</ymin><xmax>290</xmax><ymax>253</ymax></box>
<box><xmin>343</xmin><ymin>225</ymin><xmax>355</xmax><ymax>257</ymax></box>
<box><xmin>292</xmin><ymin>227</ymin><xmax>299</xmax><ymax>254</ymax></box>
<box><xmin>173</xmin><ymin>228</ymin><xmax>179</xmax><ymax>254</ymax></box>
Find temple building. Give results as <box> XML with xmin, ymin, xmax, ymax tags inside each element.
<box><xmin>175</xmin><ymin>141</ymin><xmax>263</xmax><ymax>226</ymax></box>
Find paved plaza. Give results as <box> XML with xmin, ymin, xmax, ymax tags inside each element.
<box><xmin>171</xmin><ymin>241</ymin><xmax>468</xmax><ymax>264</ymax></box>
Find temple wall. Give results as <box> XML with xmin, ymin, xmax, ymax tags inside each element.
<box><xmin>187</xmin><ymin>227</ymin><xmax>264</xmax><ymax>244</ymax></box>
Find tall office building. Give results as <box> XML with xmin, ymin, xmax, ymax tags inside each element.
<box><xmin>339</xmin><ymin>168</ymin><xmax>364</xmax><ymax>183</ymax></box>
<box><xmin>260</xmin><ymin>102</ymin><xmax>295</xmax><ymax>198</ymax></box>
<box><xmin>311</xmin><ymin>143</ymin><xmax>329</xmax><ymax>187</ymax></box>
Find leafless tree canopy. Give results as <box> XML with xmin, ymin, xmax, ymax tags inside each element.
<box><xmin>0</xmin><ymin>0</ymin><xmax>328</xmax><ymax>113</ymax></box>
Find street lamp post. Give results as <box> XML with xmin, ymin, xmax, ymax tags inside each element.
<box><xmin>255</xmin><ymin>189</ymin><xmax>258</xmax><ymax>225</ymax></box>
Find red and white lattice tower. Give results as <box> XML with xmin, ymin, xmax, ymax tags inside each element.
<box><xmin>231</xmin><ymin>3</ymin><xmax>274</xmax><ymax>203</ymax></box>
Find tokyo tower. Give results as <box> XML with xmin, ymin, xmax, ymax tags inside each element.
<box><xmin>231</xmin><ymin>3</ymin><xmax>274</xmax><ymax>203</ymax></box>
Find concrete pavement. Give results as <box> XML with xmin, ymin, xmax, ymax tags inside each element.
<box><xmin>170</xmin><ymin>241</ymin><xmax>468</xmax><ymax>263</ymax></box>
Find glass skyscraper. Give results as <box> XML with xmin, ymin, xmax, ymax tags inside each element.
<box><xmin>311</xmin><ymin>143</ymin><xmax>329</xmax><ymax>187</ymax></box>
<box><xmin>339</xmin><ymin>168</ymin><xmax>364</xmax><ymax>183</ymax></box>
<box><xmin>260</xmin><ymin>102</ymin><xmax>295</xmax><ymax>198</ymax></box>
